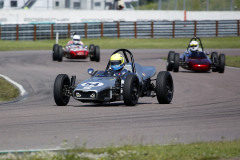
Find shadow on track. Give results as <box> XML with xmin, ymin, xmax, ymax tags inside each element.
<box><xmin>70</xmin><ymin>102</ymin><xmax>152</xmax><ymax>108</ymax></box>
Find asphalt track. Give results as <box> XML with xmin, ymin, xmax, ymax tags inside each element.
<box><xmin>0</xmin><ymin>49</ymin><xmax>239</xmax><ymax>151</ymax></box>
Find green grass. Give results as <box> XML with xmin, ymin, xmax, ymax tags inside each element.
<box><xmin>226</xmin><ymin>56</ymin><xmax>240</xmax><ymax>68</ymax></box>
<box><xmin>0</xmin><ymin>37</ymin><xmax>240</xmax><ymax>51</ymax></box>
<box><xmin>1</xmin><ymin>140</ymin><xmax>240</xmax><ymax>160</ymax></box>
<box><xmin>0</xmin><ymin>77</ymin><xmax>19</xmax><ymax>102</ymax></box>
<box><xmin>135</xmin><ymin>0</ymin><xmax>240</xmax><ymax>11</ymax></box>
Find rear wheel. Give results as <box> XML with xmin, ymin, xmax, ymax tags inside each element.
<box><xmin>218</xmin><ymin>54</ymin><xmax>225</xmax><ymax>73</ymax></box>
<box><xmin>173</xmin><ymin>53</ymin><xmax>179</xmax><ymax>72</ymax></box>
<box><xmin>52</xmin><ymin>44</ymin><xmax>58</xmax><ymax>61</ymax></box>
<box><xmin>89</xmin><ymin>44</ymin><xmax>95</xmax><ymax>61</ymax></box>
<box><xmin>123</xmin><ymin>74</ymin><xmax>139</xmax><ymax>106</ymax></box>
<box><xmin>211</xmin><ymin>52</ymin><xmax>218</xmax><ymax>72</ymax></box>
<box><xmin>54</xmin><ymin>74</ymin><xmax>70</xmax><ymax>106</ymax></box>
<box><xmin>94</xmin><ymin>46</ymin><xmax>100</xmax><ymax>62</ymax></box>
<box><xmin>166</xmin><ymin>51</ymin><xmax>175</xmax><ymax>71</ymax></box>
<box><xmin>156</xmin><ymin>71</ymin><xmax>174</xmax><ymax>104</ymax></box>
<box><xmin>57</xmin><ymin>45</ymin><xmax>63</xmax><ymax>62</ymax></box>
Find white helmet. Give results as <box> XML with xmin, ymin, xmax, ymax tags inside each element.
<box><xmin>73</xmin><ymin>35</ymin><xmax>80</xmax><ymax>44</ymax></box>
<box><xmin>189</xmin><ymin>41</ymin><xmax>199</xmax><ymax>51</ymax></box>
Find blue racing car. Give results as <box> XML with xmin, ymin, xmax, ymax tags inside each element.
<box><xmin>54</xmin><ymin>49</ymin><xmax>174</xmax><ymax>106</ymax></box>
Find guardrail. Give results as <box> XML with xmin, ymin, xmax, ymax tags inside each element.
<box><xmin>0</xmin><ymin>20</ymin><xmax>239</xmax><ymax>40</ymax></box>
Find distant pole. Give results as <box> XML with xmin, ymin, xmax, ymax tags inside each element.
<box><xmin>158</xmin><ymin>0</ymin><xmax>162</xmax><ymax>10</ymax></box>
<box><xmin>56</xmin><ymin>33</ymin><xmax>59</xmax><ymax>44</ymax></box>
<box><xmin>230</xmin><ymin>0</ymin><xmax>233</xmax><ymax>11</ymax></box>
<box><xmin>207</xmin><ymin>0</ymin><xmax>209</xmax><ymax>11</ymax></box>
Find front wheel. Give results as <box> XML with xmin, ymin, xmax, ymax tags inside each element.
<box><xmin>173</xmin><ymin>53</ymin><xmax>179</xmax><ymax>72</ymax></box>
<box><xmin>89</xmin><ymin>44</ymin><xmax>95</xmax><ymax>61</ymax></box>
<box><xmin>94</xmin><ymin>46</ymin><xmax>100</xmax><ymax>62</ymax></box>
<box><xmin>52</xmin><ymin>44</ymin><xmax>58</xmax><ymax>61</ymax></box>
<box><xmin>166</xmin><ymin>51</ymin><xmax>175</xmax><ymax>71</ymax></box>
<box><xmin>218</xmin><ymin>54</ymin><xmax>225</xmax><ymax>73</ymax></box>
<box><xmin>57</xmin><ymin>45</ymin><xmax>63</xmax><ymax>62</ymax></box>
<box><xmin>123</xmin><ymin>74</ymin><xmax>139</xmax><ymax>106</ymax></box>
<box><xmin>211</xmin><ymin>52</ymin><xmax>218</xmax><ymax>72</ymax></box>
<box><xmin>156</xmin><ymin>71</ymin><xmax>174</xmax><ymax>104</ymax></box>
<box><xmin>54</xmin><ymin>74</ymin><xmax>70</xmax><ymax>106</ymax></box>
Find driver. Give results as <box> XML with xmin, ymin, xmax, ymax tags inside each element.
<box><xmin>109</xmin><ymin>53</ymin><xmax>126</xmax><ymax>76</ymax></box>
<box><xmin>67</xmin><ymin>35</ymin><xmax>84</xmax><ymax>46</ymax></box>
<box><xmin>189</xmin><ymin>40</ymin><xmax>199</xmax><ymax>52</ymax></box>
<box><xmin>184</xmin><ymin>40</ymin><xmax>199</xmax><ymax>56</ymax></box>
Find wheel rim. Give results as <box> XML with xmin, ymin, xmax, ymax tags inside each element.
<box><xmin>62</xmin><ymin>84</ymin><xmax>70</xmax><ymax>104</ymax></box>
<box><xmin>131</xmin><ymin>81</ymin><xmax>139</xmax><ymax>101</ymax></box>
<box><xmin>166</xmin><ymin>77</ymin><xmax>173</xmax><ymax>101</ymax></box>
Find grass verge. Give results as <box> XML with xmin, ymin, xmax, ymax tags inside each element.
<box><xmin>0</xmin><ymin>37</ymin><xmax>240</xmax><ymax>51</ymax></box>
<box><xmin>226</xmin><ymin>56</ymin><xmax>240</xmax><ymax>68</ymax></box>
<box><xmin>0</xmin><ymin>77</ymin><xmax>19</xmax><ymax>102</ymax></box>
<box><xmin>1</xmin><ymin>140</ymin><xmax>240</xmax><ymax>160</ymax></box>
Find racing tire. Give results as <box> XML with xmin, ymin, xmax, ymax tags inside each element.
<box><xmin>166</xmin><ymin>51</ymin><xmax>175</xmax><ymax>71</ymax></box>
<box><xmin>173</xmin><ymin>53</ymin><xmax>179</xmax><ymax>72</ymax></box>
<box><xmin>123</xmin><ymin>74</ymin><xmax>140</xmax><ymax>106</ymax></box>
<box><xmin>52</xmin><ymin>44</ymin><xmax>58</xmax><ymax>61</ymax></box>
<box><xmin>211</xmin><ymin>52</ymin><xmax>218</xmax><ymax>72</ymax></box>
<box><xmin>94</xmin><ymin>46</ymin><xmax>100</xmax><ymax>62</ymax></box>
<box><xmin>89</xmin><ymin>44</ymin><xmax>95</xmax><ymax>61</ymax></box>
<box><xmin>156</xmin><ymin>71</ymin><xmax>174</xmax><ymax>104</ymax></box>
<box><xmin>57</xmin><ymin>45</ymin><xmax>63</xmax><ymax>62</ymax></box>
<box><xmin>54</xmin><ymin>74</ymin><xmax>71</xmax><ymax>106</ymax></box>
<box><xmin>218</xmin><ymin>54</ymin><xmax>225</xmax><ymax>73</ymax></box>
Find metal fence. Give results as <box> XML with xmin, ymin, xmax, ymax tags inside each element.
<box><xmin>0</xmin><ymin>20</ymin><xmax>239</xmax><ymax>41</ymax></box>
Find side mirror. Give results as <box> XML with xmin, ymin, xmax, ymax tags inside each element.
<box><xmin>205</xmin><ymin>51</ymin><xmax>210</xmax><ymax>55</ymax></box>
<box><xmin>88</xmin><ymin>68</ymin><xmax>94</xmax><ymax>75</ymax></box>
<box><xmin>85</xmin><ymin>46</ymin><xmax>88</xmax><ymax>49</ymax></box>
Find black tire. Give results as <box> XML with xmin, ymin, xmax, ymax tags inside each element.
<box><xmin>94</xmin><ymin>46</ymin><xmax>100</xmax><ymax>62</ymax></box>
<box><xmin>57</xmin><ymin>45</ymin><xmax>63</xmax><ymax>62</ymax></box>
<box><xmin>123</xmin><ymin>74</ymin><xmax>139</xmax><ymax>106</ymax></box>
<box><xmin>52</xmin><ymin>44</ymin><xmax>58</xmax><ymax>61</ymax></box>
<box><xmin>218</xmin><ymin>54</ymin><xmax>225</xmax><ymax>73</ymax></box>
<box><xmin>173</xmin><ymin>53</ymin><xmax>179</xmax><ymax>72</ymax></box>
<box><xmin>211</xmin><ymin>52</ymin><xmax>218</xmax><ymax>72</ymax></box>
<box><xmin>166</xmin><ymin>51</ymin><xmax>175</xmax><ymax>71</ymax></box>
<box><xmin>156</xmin><ymin>71</ymin><xmax>174</xmax><ymax>104</ymax></box>
<box><xmin>54</xmin><ymin>74</ymin><xmax>70</xmax><ymax>106</ymax></box>
<box><xmin>89</xmin><ymin>44</ymin><xmax>95</xmax><ymax>61</ymax></box>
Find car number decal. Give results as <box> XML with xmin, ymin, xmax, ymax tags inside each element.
<box><xmin>81</xmin><ymin>82</ymin><xmax>104</xmax><ymax>87</ymax></box>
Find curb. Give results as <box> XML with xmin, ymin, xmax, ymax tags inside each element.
<box><xmin>0</xmin><ymin>74</ymin><xmax>28</xmax><ymax>104</ymax></box>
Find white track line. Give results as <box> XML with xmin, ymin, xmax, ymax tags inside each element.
<box><xmin>0</xmin><ymin>148</ymin><xmax>63</xmax><ymax>154</ymax></box>
<box><xmin>0</xmin><ymin>74</ymin><xmax>27</xmax><ymax>97</ymax></box>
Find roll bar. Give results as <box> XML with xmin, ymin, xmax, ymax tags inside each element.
<box><xmin>105</xmin><ymin>49</ymin><xmax>136</xmax><ymax>73</ymax></box>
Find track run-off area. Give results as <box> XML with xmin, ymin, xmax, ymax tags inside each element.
<box><xmin>0</xmin><ymin>49</ymin><xmax>239</xmax><ymax>151</ymax></box>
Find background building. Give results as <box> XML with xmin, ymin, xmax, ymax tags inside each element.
<box><xmin>0</xmin><ymin>0</ymin><xmax>133</xmax><ymax>10</ymax></box>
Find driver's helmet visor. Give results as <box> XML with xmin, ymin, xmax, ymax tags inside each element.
<box><xmin>190</xmin><ymin>44</ymin><xmax>197</xmax><ymax>47</ymax></box>
<box><xmin>73</xmin><ymin>39</ymin><xmax>80</xmax><ymax>41</ymax></box>
<box><xmin>111</xmin><ymin>60</ymin><xmax>122</xmax><ymax>66</ymax></box>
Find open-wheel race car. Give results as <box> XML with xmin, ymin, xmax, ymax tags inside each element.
<box><xmin>52</xmin><ymin>43</ymin><xmax>100</xmax><ymax>62</ymax></box>
<box><xmin>166</xmin><ymin>37</ymin><xmax>225</xmax><ymax>73</ymax></box>
<box><xmin>53</xmin><ymin>49</ymin><xmax>174</xmax><ymax>106</ymax></box>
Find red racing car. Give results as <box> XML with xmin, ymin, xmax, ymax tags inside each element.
<box><xmin>166</xmin><ymin>37</ymin><xmax>225</xmax><ymax>73</ymax></box>
<box><xmin>52</xmin><ymin>43</ymin><xmax>100</xmax><ymax>62</ymax></box>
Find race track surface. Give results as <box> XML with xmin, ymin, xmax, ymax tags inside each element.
<box><xmin>0</xmin><ymin>49</ymin><xmax>239</xmax><ymax>151</ymax></box>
